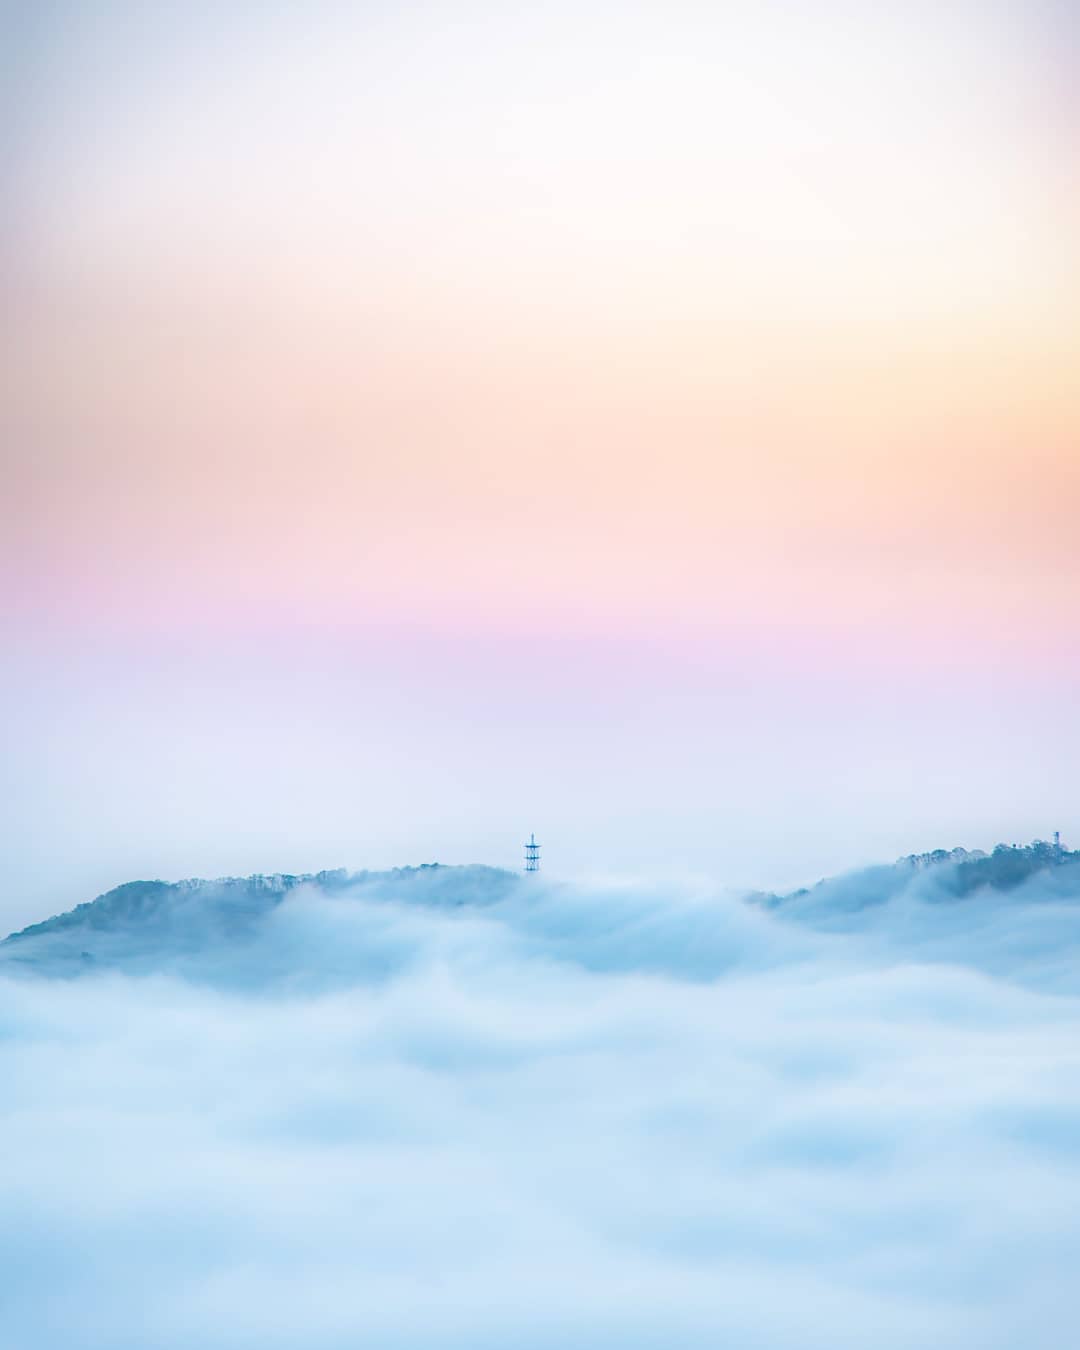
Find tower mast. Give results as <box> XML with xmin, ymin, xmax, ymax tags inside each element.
<box><xmin>524</xmin><ymin>833</ymin><xmax>541</xmax><ymax>873</ymax></box>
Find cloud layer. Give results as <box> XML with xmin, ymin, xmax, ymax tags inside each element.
<box><xmin>2</xmin><ymin>864</ymin><xmax>1080</xmax><ymax>1347</ymax></box>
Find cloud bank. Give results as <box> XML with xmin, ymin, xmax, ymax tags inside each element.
<box><xmin>2</xmin><ymin>862</ymin><xmax>1080</xmax><ymax>1347</ymax></box>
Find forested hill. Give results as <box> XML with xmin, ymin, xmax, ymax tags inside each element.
<box><xmin>901</xmin><ymin>841</ymin><xmax>1078</xmax><ymax>897</ymax></box>
<box><xmin>1</xmin><ymin>864</ymin><xmax>518</xmax><ymax>953</ymax></box>
<box><xmin>762</xmin><ymin>840</ymin><xmax>1079</xmax><ymax>915</ymax></box>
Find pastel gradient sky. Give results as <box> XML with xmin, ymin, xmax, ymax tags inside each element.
<box><xmin>2</xmin><ymin>1</ymin><xmax>1077</xmax><ymax>928</ymax></box>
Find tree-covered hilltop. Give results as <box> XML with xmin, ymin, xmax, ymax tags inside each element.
<box><xmin>929</xmin><ymin>840</ymin><xmax>1077</xmax><ymax>897</ymax></box>
<box><xmin>1</xmin><ymin>864</ymin><xmax>518</xmax><ymax>952</ymax></box>
<box><xmin>1</xmin><ymin>872</ymin><xmax>352</xmax><ymax>946</ymax></box>
<box><xmin>761</xmin><ymin>839</ymin><xmax>1079</xmax><ymax>913</ymax></box>
<box><xmin>897</xmin><ymin>846</ymin><xmax>988</xmax><ymax>868</ymax></box>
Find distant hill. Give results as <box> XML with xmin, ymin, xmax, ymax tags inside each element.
<box><xmin>0</xmin><ymin>864</ymin><xmax>520</xmax><ymax>980</ymax></box>
<box><xmin>4</xmin><ymin>843</ymin><xmax>1077</xmax><ymax>983</ymax></box>
<box><xmin>4</xmin><ymin>871</ymin><xmax>348</xmax><ymax>947</ymax></box>
<box><xmin>758</xmin><ymin>840</ymin><xmax>1080</xmax><ymax>918</ymax></box>
<box><xmin>915</xmin><ymin>841</ymin><xmax>1078</xmax><ymax>897</ymax></box>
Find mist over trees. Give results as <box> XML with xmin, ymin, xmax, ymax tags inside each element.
<box><xmin>900</xmin><ymin>840</ymin><xmax>1077</xmax><ymax>897</ymax></box>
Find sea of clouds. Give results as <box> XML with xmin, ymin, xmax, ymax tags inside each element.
<box><xmin>2</xmin><ymin>864</ymin><xmax>1080</xmax><ymax>1348</ymax></box>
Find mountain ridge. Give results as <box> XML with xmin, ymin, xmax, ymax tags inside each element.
<box><xmin>3</xmin><ymin>841</ymin><xmax>1077</xmax><ymax>985</ymax></box>
<box><xmin>1</xmin><ymin>863</ymin><xmax>518</xmax><ymax>950</ymax></box>
<box><xmin>755</xmin><ymin>839</ymin><xmax>1080</xmax><ymax>921</ymax></box>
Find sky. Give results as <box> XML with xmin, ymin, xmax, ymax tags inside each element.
<box><xmin>2</xmin><ymin>1</ymin><xmax>1078</xmax><ymax>930</ymax></box>
<box><xmin>3</xmin><ymin>861</ymin><xmax>1080</xmax><ymax>1347</ymax></box>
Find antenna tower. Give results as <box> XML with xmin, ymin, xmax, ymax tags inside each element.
<box><xmin>524</xmin><ymin>833</ymin><xmax>541</xmax><ymax>873</ymax></box>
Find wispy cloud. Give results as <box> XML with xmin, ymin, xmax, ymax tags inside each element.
<box><xmin>2</xmin><ymin>864</ymin><xmax>1079</xmax><ymax>1347</ymax></box>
